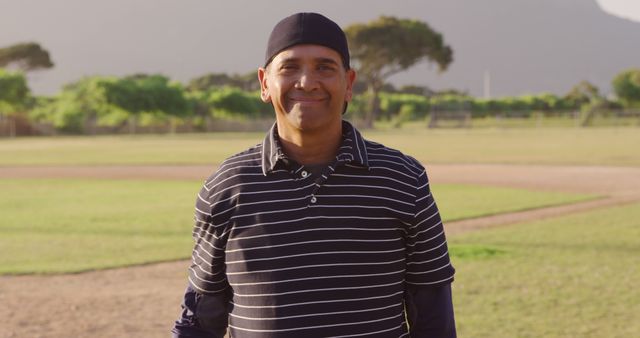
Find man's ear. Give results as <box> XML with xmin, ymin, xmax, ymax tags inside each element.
<box><xmin>258</xmin><ymin>67</ymin><xmax>271</xmax><ymax>103</ymax></box>
<box><xmin>344</xmin><ymin>68</ymin><xmax>357</xmax><ymax>102</ymax></box>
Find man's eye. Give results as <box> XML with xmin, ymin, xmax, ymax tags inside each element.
<box><xmin>318</xmin><ymin>65</ymin><xmax>335</xmax><ymax>71</ymax></box>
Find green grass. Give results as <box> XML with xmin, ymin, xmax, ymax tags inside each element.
<box><xmin>1</xmin><ymin>126</ymin><xmax>639</xmax><ymax>166</ymax></box>
<box><xmin>366</xmin><ymin>125</ymin><xmax>640</xmax><ymax>167</ymax></box>
<box><xmin>463</xmin><ymin>115</ymin><xmax>639</xmax><ymax>128</ymax></box>
<box><xmin>378</xmin><ymin>114</ymin><xmax>640</xmax><ymax>129</ymax></box>
<box><xmin>0</xmin><ymin>178</ymin><xmax>594</xmax><ymax>274</ymax></box>
<box><xmin>449</xmin><ymin>202</ymin><xmax>640</xmax><ymax>338</ymax></box>
<box><xmin>0</xmin><ymin>132</ymin><xmax>262</xmax><ymax>166</ymax></box>
<box><xmin>431</xmin><ymin>183</ymin><xmax>597</xmax><ymax>222</ymax></box>
<box><xmin>449</xmin><ymin>244</ymin><xmax>507</xmax><ymax>259</ymax></box>
<box><xmin>0</xmin><ymin>179</ymin><xmax>200</xmax><ymax>274</ymax></box>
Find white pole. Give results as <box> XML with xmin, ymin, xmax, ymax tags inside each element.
<box><xmin>483</xmin><ymin>70</ymin><xmax>491</xmax><ymax>99</ymax></box>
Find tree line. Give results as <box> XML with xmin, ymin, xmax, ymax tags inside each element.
<box><xmin>3</xmin><ymin>68</ymin><xmax>636</xmax><ymax>134</ymax></box>
<box><xmin>2</xmin><ymin>17</ymin><xmax>640</xmax><ymax>135</ymax></box>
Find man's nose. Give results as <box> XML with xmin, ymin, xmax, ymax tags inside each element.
<box><xmin>294</xmin><ymin>68</ymin><xmax>319</xmax><ymax>91</ymax></box>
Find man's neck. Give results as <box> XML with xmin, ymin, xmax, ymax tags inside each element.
<box><xmin>276</xmin><ymin>123</ymin><xmax>342</xmax><ymax>166</ymax></box>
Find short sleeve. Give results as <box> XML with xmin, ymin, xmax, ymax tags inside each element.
<box><xmin>188</xmin><ymin>181</ymin><xmax>232</xmax><ymax>295</ymax></box>
<box><xmin>405</xmin><ymin>170</ymin><xmax>455</xmax><ymax>286</ymax></box>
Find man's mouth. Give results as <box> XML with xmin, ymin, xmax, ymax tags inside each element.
<box><xmin>289</xmin><ymin>96</ymin><xmax>326</xmax><ymax>103</ymax></box>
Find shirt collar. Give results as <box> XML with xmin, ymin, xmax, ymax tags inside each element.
<box><xmin>261</xmin><ymin>120</ymin><xmax>369</xmax><ymax>176</ymax></box>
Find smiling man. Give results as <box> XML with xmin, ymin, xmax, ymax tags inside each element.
<box><xmin>172</xmin><ymin>12</ymin><xmax>456</xmax><ymax>338</ymax></box>
<box><xmin>259</xmin><ymin>43</ymin><xmax>354</xmax><ymax>166</ymax></box>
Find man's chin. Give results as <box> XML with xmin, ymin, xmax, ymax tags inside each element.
<box><xmin>292</xmin><ymin>118</ymin><xmax>320</xmax><ymax>132</ymax></box>
<box><xmin>287</xmin><ymin>107</ymin><xmax>321</xmax><ymax>120</ymax></box>
<box><xmin>289</xmin><ymin>103</ymin><xmax>324</xmax><ymax>114</ymax></box>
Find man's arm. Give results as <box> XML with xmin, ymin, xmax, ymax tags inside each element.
<box><xmin>404</xmin><ymin>167</ymin><xmax>457</xmax><ymax>337</ymax></box>
<box><xmin>173</xmin><ymin>179</ymin><xmax>233</xmax><ymax>337</ymax></box>
<box><xmin>172</xmin><ymin>285</ymin><xmax>230</xmax><ymax>338</ymax></box>
<box><xmin>405</xmin><ymin>284</ymin><xmax>456</xmax><ymax>338</ymax></box>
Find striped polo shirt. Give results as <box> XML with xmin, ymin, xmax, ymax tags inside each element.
<box><xmin>188</xmin><ymin>120</ymin><xmax>455</xmax><ymax>337</ymax></box>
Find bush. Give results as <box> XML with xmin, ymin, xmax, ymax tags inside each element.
<box><xmin>379</xmin><ymin>92</ymin><xmax>429</xmax><ymax>120</ymax></box>
<box><xmin>612</xmin><ymin>69</ymin><xmax>640</xmax><ymax>108</ymax></box>
<box><xmin>0</xmin><ymin>68</ymin><xmax>30</xmax><ymax>112</ymax></box>
<box><xmin>206</xmin><ymin>87</ymin><xmax>268</xmax><ymax>120</ymax></box>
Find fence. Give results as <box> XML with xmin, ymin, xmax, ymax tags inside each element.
<box><xmin>426</xmin><ymin>109</ymin><xmax>640</xmax><ymax>129</ymax></box>
<box><xmin>0</xmin><ymin>116</ymin><xmax>275</xmax><ymax>137</ymax></box>
<box><xmin>0</xmin><ymin>114</ymin><xmax>49</xmax><ymax>137</ymax></box>
<box><xmin>1</xmin><ymin>111</ymin><xmax>639</xmax><ymax>137</ymax></box>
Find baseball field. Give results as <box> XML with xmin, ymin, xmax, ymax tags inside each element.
<box><xmin>1</xmin><ymin>125</ymin><xmax>639</xmax><ymax>337</ymax></box>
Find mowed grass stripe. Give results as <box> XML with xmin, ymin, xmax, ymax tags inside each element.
<box><xmin>0</xmin><ymin>178</ymin><xmax>595</xmax><ymax>274</ymax></box>
<box><xmin>450</xmin><ymin>202</ymin><xmax>640</xmax><ymax>338</ymax></box>
<box><xmin>432</xmin><ymin>183</ymin><xmax>599</xmax><ymax>222</ymax></box>
<box><xmin>0</xmin><ymin>178</ymin><xmax>199</xmax><ymax>274</ymax></box>
<box><xmin>1</xmin><ymin>127</ymin><xmax>639</xmax><ymax>166</ymax></box>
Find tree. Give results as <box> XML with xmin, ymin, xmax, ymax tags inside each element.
<box><xmin>564</xmin><ymin>80</ymin><xmax>601</xmax><ymax>108</ymax></box>
<box><xmin>188</xmin><ymin>73</ymin><xmax>235</xmax><ymax>91</ymax></box>
<box><xmin>434</xmin><ymin>88</ymin><xmax>468</xmax><ymax>97</ymax></box>
<box><xmin>233</xmin><ymin>71</ymin><xmax>261</xmax><ymax>91</ymax></box>
<box><xmin>31</xmin><ymin>75</ymin><xmax>191</xmax><ymax>134</ymax></box>
<box><xmin>612</xmin><ymin>69</ymin><xmax>640</xmax><ymax>108</ymax></box>
<box><xmin>206</xmin><ymin>87</ymin><xmax>263</xmax><ymax>120</ymax></box>
<box><xmin>0</xmin><ymin>69</ymin><xmax>30</xmax><ymax>108</ymax></box>
<box><xmin>188</xmin><ymin>71</ymin><xmax>260</xmax><ymax>92</ymax></box>
<box><xmin>29</xmin><ymin>77</ymin><xmax>114</xmax><ymax>133</ymax></box>
<box><xmin>104</xmin><ymin>74</ymin><xmax>190</xmax><ymax>117</ymax></box>
<box><xmin>101</xmin><ymin>75</ymin><xmax>191</xmax><ymax>133</ymax></box>
<box><xmin>0</xmin><ymin>69</ymin><xmax>31</xmax><ymax>136</ymax></box>
<box><xmin>345</xmin><ymin>16</ymin><xmax>453</xmax><ymax>127</ymax></box>
<box><xmin>398</xmin><ymin>84</ymin><xmax>435</xmax><ymax>96</ymax></box>
<box><xmin>0</xmin><ymin>42</ymin><xmax>54</xmax><ymax>71</ymax></box>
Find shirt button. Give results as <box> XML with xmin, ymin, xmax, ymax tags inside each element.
<box><xmin>310</xmin><ymin>196</ymin><xmax>317</xmax><ymax>204</ymax></box>
<box><xmin>301</xmin><ymin>170</ymin><xmax>309</xmax><ymax>178</ymax></box>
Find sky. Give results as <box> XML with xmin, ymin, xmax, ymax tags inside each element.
<box><xmin>596</xmin><ymin>0</ymin><xmax>640</xmax><ymax>21</ymax></box>
<box><xmin>1</xmin><ymin>0</ymin><xmax>639</xmax><ymax>97</ymax></box>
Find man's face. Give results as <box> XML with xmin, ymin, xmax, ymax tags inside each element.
<box><xmin>258</xmin><ymin>44</ymin><xmax>356</xmax><ymax>136</ymax></box>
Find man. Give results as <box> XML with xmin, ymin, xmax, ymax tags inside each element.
<box><xmin>173</xmin><ymin>12</ymin><xmax>456</xmax><ymax>337</ymax></box>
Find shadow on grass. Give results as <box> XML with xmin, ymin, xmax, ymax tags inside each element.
<box><xmin>449</xmin><ymin>244</ymin><xmax>507</xmax><ymax>260</ymax></box>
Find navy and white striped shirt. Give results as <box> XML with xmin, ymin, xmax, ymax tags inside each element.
<box><xmin>175</xmin><ymin>121</ymin><xmax>455</xmax><ymax>337</ymax></box>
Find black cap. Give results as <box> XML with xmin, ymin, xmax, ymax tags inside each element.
<box><xmin>264</xmin><ymin>12</ymin><xmax>350</xmax><ymax>69</ymax></box>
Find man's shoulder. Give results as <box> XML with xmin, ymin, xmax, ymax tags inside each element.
<box><xmin>363</xmin><ymin>138</ymin><xmax>425</xmax><ymax>178</ymax></box>
<box><xmin>219</xmin><ymin>143</ymin><xmax>264</xmax><ymax>169</ymax></box>
<box><xmin>203</xmin><ymin>143</ymin><xmax>264</xmax><ymax>187</ymax></box>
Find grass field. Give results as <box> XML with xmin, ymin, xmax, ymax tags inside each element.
<box><xmin>1</xmin><ymin>126</ymin><xmax>639</xmax><ymax>166</ymax></box>
<box><xmin>1</xmin><ymin>126</ymin><xmax>637</xmax><ymax>337</ymax></box>
<box><xmin>0</xmin><ymin>179</ymin><xmax>199</xmax><ymax>274</ymax></box>
<box><xmin>0</xmin><ymin>178</ymin><xmax>596</xmax><ymax>274</ymax></box>
<box><xmin>431</xmin><ymin>183</ymin><xmax>598</xmax><ymax>221</ymax></box>
<box><xmin>450</xmin><ymin>202</ymin><xmax>640</xmax><ymax>338</ymax></box>
<box><xmin>367</xmin><ymin>125</ymin><xmax>640</xmax><ymax>167</ymax></box>
<box><xmin>448</xmin><ymin>114</ymin><xmax>640</xmax><ymax>129</ymax></box>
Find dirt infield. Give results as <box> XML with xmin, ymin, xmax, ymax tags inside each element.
<box><xmin>1</xmin><ymin>164</ymin><xmax>639</xmax><ymax>338</ymax></box>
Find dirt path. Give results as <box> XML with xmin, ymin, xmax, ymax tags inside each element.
<box><xmin>3</xmin><ymin>163</ymin><xmax>639</xmax><ymax>196</ymax></box>
<box><xmin>1</xmin><ymin>164</ymin><xmax>639</xmax><ymax>338</ymax></box>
